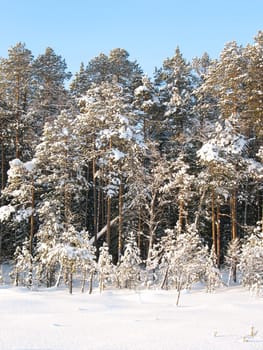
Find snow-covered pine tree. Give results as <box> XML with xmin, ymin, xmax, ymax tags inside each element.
<box><xmin>242</xmin><ymin>31</ymin><xmax>263</xmax><ymax>139</ymax></box>
<box><xmin>108</xmin><ymin>48</ymin><xmax>143</xmax><ymax>90</ymax></box>
<box><xmin>238</xmin><ymin>226</ymin><xmax>263</xmax><ymax>295</ymax></box>
<box><xmin>75</xmin><ymin>78</ymin><xmax>144</xmax><ymax>255</ymax></box>
<box><xmin>158</xmin><ymin>224</ymin><xmax>208</xmax><ymax>305</ymax></box>
<box><xmin>97</xmin><ymin>242</ymin><xmax>115</xmax><ymax>292</ymax></box>
<box><xmin>204</xmin><ymin>245</ymin><xmax>222</xmax><ymax>292</ymax></box>
<box><xmin>197</xmin><ymin>113</ymin><xmax>249</xmax><ymax>264</ymax></box>
<box><xmin>126</xmin><ymin>146</ymin><xmax>180</xmax><ymax>260</ymax></box>
<box><xmin>32</xmin><ymin>47</ymin><xmax>72</xmax><ymax>128</ymax></box>
<box><xmin>116</xmin><ymin>232</ymin><xmax>142</xmax><ymax>289</ymax></box>
<box><xmin>133</xmin><ymin>75</ymin><xmax>162</xmax><ymax>141</ymax></box>
<box><xmin>32</xmin><ymin>110</ymin><xmax>88</xmax><ymax>288</ymax></box>
<box><xmin>70</xmin><ymin>48</ymin><xmax>142</xmax><ymax>95</ymax></box>
<box><xmin>154</xmin><ymin>46</ymin><xmax>196</xmax><ymax>158</ymax></box>
<box><xmin>158</xmin><ymin>228</ymin><xmax>177</xmax><ymax>290</ymax></box>
<box><xmin>70</xmin><ymin>62</ymin><xmax>90</xmax><ymax>97</ymax></box>
<box><xmin>34</xmin><ymin>109</ymin><xmax>86</xmax><ymax>229</ymax></box>
<box><xmin>55</xmin><ymin>226</ymin><xmax>96</xmax><ymax>294</ymax></box>
<box><xmin>0</xmin><ymin>42</ymin><xmax>34</xmax><ymax>160</ymax></box>
<box><xmin>10</xmin><ymin>239</ymin><xmax>32</xmax><ymax>287</ymax></box>
<box><xmin>0</xmin><ymin>158</ymin><xmax>36</xmax><ymax>258</ymax></box>
<box><xmin>225</xmin><ymin>238</ymin><xmax>241</xmax><ymax>284</ymax></box>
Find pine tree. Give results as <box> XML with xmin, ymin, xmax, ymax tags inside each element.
<box><xmin>75</xmin><ymin>79</ymin><xmax>144</xmax><ymax>254</ymax></box>
<box><xmin>133</xmin><ymin>75</ymin><xmax>163</xmax><ymax>141</ymax></box>
<box><xmin>154</xmin><ymin>47</ymin><xmax>196</xmax><ymax>157</ymax></box>
<box><xmin>35</xmin><ymin>110</ymin><xmax>86</xmax><ymax>228</ymax></box>
<box><xmin>32</xmin><ymin>47</ymin><xmax>72</xmax><ymax>130</ymax></box>
<box><xmin>197</xmin><ymin>113</ymin><xmax>249</xmax><ymax>263</ymax></box>
<box><xmin>0</xmin><ymin>42</ymin><xmax>34</xmax><ymax>160</ymax></box>
<box><xmin>0</xmin><ymin>158</ymin><xmax>36</xmax><ymax>257</ymax></box>
<box><xmin>70</xmin><ymin>49</ymin><xmax>143</xmax><ymax>95</ymax></box>
<box><xmin>70</xmin><ymin>62</ymin><xmax>90</xmax><ymax>97</ymax></box>
<box><xmin>243</xmin><ymin>31</ymin><xmax>263</xmax><ymax>139</ymax></box>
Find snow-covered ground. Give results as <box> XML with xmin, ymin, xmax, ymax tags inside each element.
<box><xmin>0</xmin><ymin>281</ymin><xmax>262</xmax><ymax>350</ymax></box>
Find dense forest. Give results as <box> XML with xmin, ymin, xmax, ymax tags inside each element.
<box><xmin>0</xmin><ymin>31</ymin><xmax>262</xmax><ymax>293</ymax></box>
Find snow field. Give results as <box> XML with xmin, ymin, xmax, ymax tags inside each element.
<box><xmin>0</xmin><ymin>284</ymin><xmax>262</xmax><ymax>350</ymax></box>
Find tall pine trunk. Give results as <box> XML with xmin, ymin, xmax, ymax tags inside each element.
<box><xmin>211</xmin><ymin>190</ymin><xmax>217</xmax><ymax>253</ymax></box>
<box><xmin>178</xmin><ymin>199</ymin><xmax>184</xmax><ymax>233</ymax></box>
<box><xmin>0</xmin><ymin>138</ymin><xmax>5</xmax><ymax>258</ymax></box>
<box><xmin>216</xmin><ymin>204</ymin><xmax>221</xmax><ymax>266</ymax></box>
<box><xmin>107</xmin><ymin>196</ymin><xmax>111</xmax><ymax>247</ymax></box>
<box><xmin>29</xmin><ymin>175</ymin><xmax>34</xmax><ymax>256</ymax></box>
<box><xmin>137</xmin><ymin>207</ymin><xmax>142</xmax><ymax>251</ymax></box>
<box><xmin>230</xmin><ymin>189</ymin><xmax>237</xmax><ymax>282</ymax></box>
<box><xmin>93</xmin><ymin>157</ymin><xmax>97</xmax><ymax>244</ymax></box>
<box><xmin>230</xmin><ymin>189</ymin><xmax>237</xmax><ymax>240</ymax></box>
<box><xmin>118</xmin><ymin>182</ymin><xmax>123</xmax><ymax>260</ymax></box>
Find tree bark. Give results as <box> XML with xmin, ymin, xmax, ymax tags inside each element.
<box><xmin>1</xmin><ymin>138</ymin><xmax>5</xmax><ymax>192</ymax></box>
<box><xmin>93</xmin><ymin>157</ymin><xmax>97</xmax><ymax>243</ymax></box>
<box><xmin>137</xmin><ymin>207</ymin><xmax>142</xmax><ymax>250</ymax></box>
<box><xmin>216</xmin><ymin>204</ymin><xmax>221</xmax><ymax>266</ymax></box>
<box><xmin>29</xmin><ymin>175</ymin><xmax>34</xmax><ymax>256</ymax></box>
<box><xmin>230</xmin><ymin>189</ymin><xmax>237</xmax><ymax>240</ymax></box>
<box><xmin>178</xmin><ymin>198</ymin><xmax>184</xmax><ymax>233</ymax></box>
<box><xmin>118</xmin><ymin>182</ymin><xmax>123</xmax><ymax>260</ymax></box>
<box><xmin>211</xmin><ymin>190</ymin><xmax>216</xmax><ymax>252</ymax></box>
<box><xmin>107</xmin><ymin>196</ymin><xmax>111</xmax><ymax>247</ymax></box>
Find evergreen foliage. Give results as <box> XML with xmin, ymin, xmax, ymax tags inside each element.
<box><xmin>0</xmin><ymin>33</ymin><xmax>262</xmax><ymax>293</ymax></box>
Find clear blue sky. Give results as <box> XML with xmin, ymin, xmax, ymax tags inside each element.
<box><xmin>0</xmin><ymin>0</ymin><xmax>262</xmax><ymax>77</ymax></box>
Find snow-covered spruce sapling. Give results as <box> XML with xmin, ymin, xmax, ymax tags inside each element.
<box><xmin>57</xmin><ymin>227</ymin><xmax>96</xmax><ymax>294</ymax></box>
<box><xmin>97</xmin><ymin>242</ymin><xmax>115</xmax><ymax>292</ymax></box>
<box><xmin>204</xmin><ymin>245</ymin><xmax>222</xmax><ymax>292</ymax></box>
<box><xmin>116</xmin><ymin>232</ymin><xmax>142</xmax><ymax>289</ymax></box>
<box><xmin>10</xmin><ymin>239</ymin><xmax>33</xmax><ymax>287</ymax></box>
<box><xmin>238</xmin><ymin>227</ymin><xmax>263</xmax><ymax>295</ymax></box>
<box><xmin>158</xmin><ymin>224</ymin><xmax>208</xmax><ymax>305</ymax></box>
<box><xmin>225</xmin><ymin>238</ymin><xmax>240</xmax><ymax>284</ymax></box>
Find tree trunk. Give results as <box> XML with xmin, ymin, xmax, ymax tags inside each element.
<box><xmin>211</xmin><ymin>190</ymin><xmax>216</xmax><ymax>253</ymax></box>
<box><xmin>0</xmin><ymin>139</ymin><xmax>4</xmax><ymax>258</ymax></box>
<box><xmin>89</xmin><ymin>270</ymin><xmax>94</xmax><ymax>294</ymax></box>
<box><xmin>147</xmin><ymin>193</ymin><xmax>157</xmax><ymax>261</ymax></box>
<box><xmin>107</xmin><ymin>196</ymin><xmax>111</xmax><ymax>247</ymax></box>
<box><xmin>29</xmin><ymin>176</ymin><xmax>34</xmax><ymax>256</ymax></box>
<box><xmin>176</xmin><ymin>283</ymin><xmax>182</xmax><ymax>307</ymax></box>
<box><xmin>230</xmin><ymin>189</ymin><xmax>237</xmax><ymax>282</ymax></box>
<box><xmin>160</xmin><ymin>266</ymin><xmax>169</xmax><ymax>290</ymax></box>
<box><xmin>230</xmin><ymin>189</ymin><xmax>237</xmax><ymax>240</ymax></box>
<box><xmin>194</xmin><ymin>188</ymin><xmax>206</xmax><ymax>229</ymax></box>
<box><xmin>216</xmin><ymin>204</ymin><xmax>221</xmax><ymax>266</ymax></box>
<box><xmin>81</xmin><ymin>268</ymin><xmax>87</xmax><ymax>293</ymax></box>
<box><xmin>68</xmin><ymin>271</ymin><xmax>73</xmax><ymax>294</ymax></box>
<box><xmin>137</xmin><ymin>207</ymin><xmax>142</xmax><ymax>250</ymax></box>
<box><xmin>93</xmin><ymin>157</ymin><xmax>97</xmax><ymax>243</ymax></box>
<box><xmin>118</xmin><ymin>182</ymin><xmax>123</xmax><ymax>260</ymax></box>
<box><xmin>178</xmin><ymin>199</ymin><xmax>184</xmax><ymax>233</ymax></box>
<box><xmin>1</xmin><ymin>138</ymin><xmax>5</xmax><ymax>191</ymax></box>
<box><xmin>96</xmin><ymin>181</ymin><xmax>102</xmax><ymax>234</ymax></box>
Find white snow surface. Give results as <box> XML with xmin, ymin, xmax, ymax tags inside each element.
<box><xmin>0</xmin><ymin>283</ymin><xmax>262</xmax><ymax>350</ymax></box>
